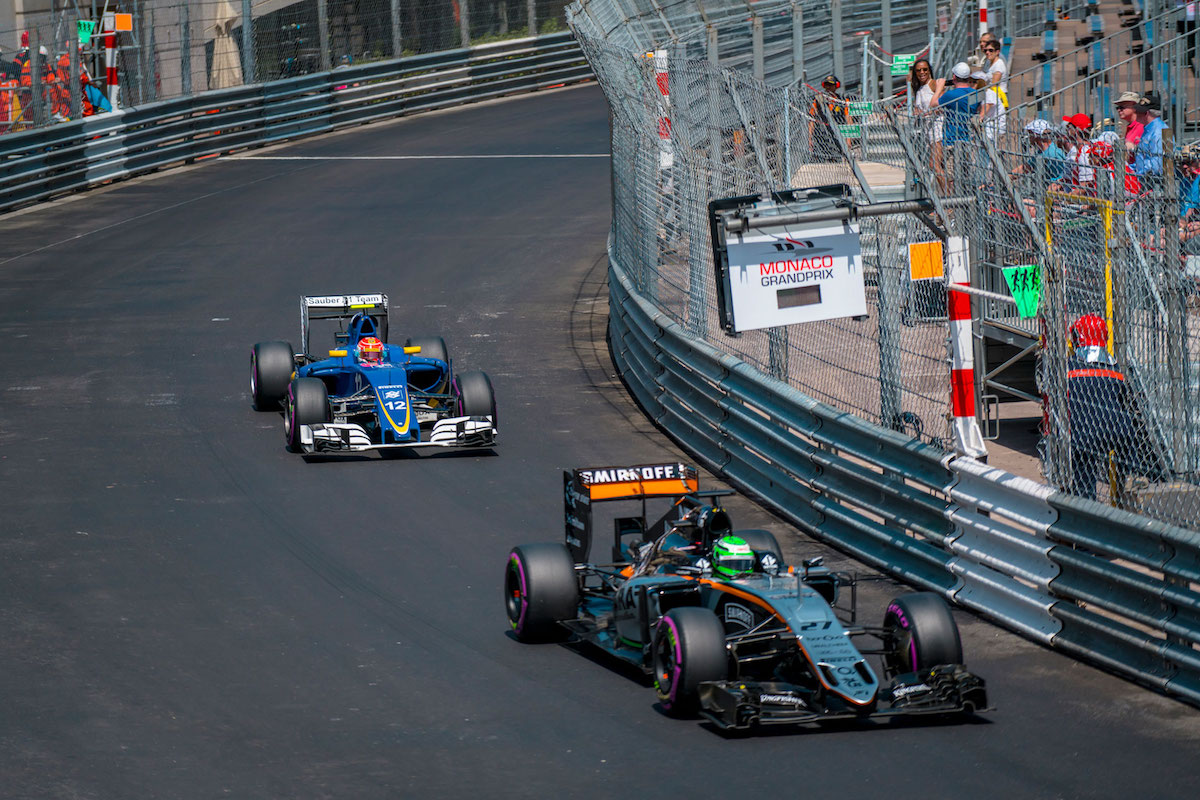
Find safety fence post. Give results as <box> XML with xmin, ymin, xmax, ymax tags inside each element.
<box><xmin>391</xmin><ymin>0</ymin><xmax>403</xmax><ymax>58</ymax></box>
<box><xmin>832</xmin><ymin>0</ymin><xmax>844</xmax><ymax>85</ymax></box>
<box><xmin>181</xmin><ymin>1</ymin><xmax>192</xmax><ymax>96</ymax></box>
<box><xmin>242</xmin><ymin>0</ymin><xmax>255</xmax><ymax>83</ymax></box>
<box><xmin>103</xmin><ymin>12</ymin><xmax>119</xmax><ymax>108</ymax></box>
<box><xmin>791</xmin><ymin>2</ymin><xmax>804</xmax><ymax>83</ymax></box>
<box><xmin>752</xmin><ymin>15</ymin><xmax>764</xmax><ymax>82</ymax></box>
<box><xmin>883</xmin><ymin>0</ymin><xmax>893</xmax><ymax>96</ymax></box>
<box><xmin>318</xmin><ymin>0</ymin><xmax>331</xmax><ymax>72</ymax></box>
<box><xmin>69</xmin><ymin>27</ymin><xmax>81</xmax><ymax>120</ymax></box>
<box><xmin>461</xmin><ymin>0</ymin><xmax>472</xmax><ymax>49</ymax></box>
<box><xmin>529</xmin><ymin>0</ymin><xmax>537</xmax><ymax>37</ymax></box>
<box><xmin>948</xmin><ymin>235</ymin><xmax>988</xmax><ymax>459</ymax></box>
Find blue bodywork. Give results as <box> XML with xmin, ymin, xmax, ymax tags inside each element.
<box><xmin>299</xmin><ymin>313</ymin><xmax>453</xmax><ymax>445</ymax></box>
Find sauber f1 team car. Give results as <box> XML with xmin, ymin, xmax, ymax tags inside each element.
<box><xmin>505</xmin><ymin>463</ymin><xmax>988</xmax><ymax>731</ymax></box>
<box><xmin>250</xmin><ymin>293</ymin><xmax>496</xmax><ymax>455</ymax></box>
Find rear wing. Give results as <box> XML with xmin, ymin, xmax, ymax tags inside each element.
<box><xmin>563</xmin><ymin>462</ymin><xmax>733</xmax><ymax>562</ymax></box>
<box><xmin>300</xmin><ymin>294</ymin><xmax>389</xmax><ymax>355</ymax></box>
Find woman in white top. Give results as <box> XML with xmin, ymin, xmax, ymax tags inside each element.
<box><xmin>980</xmin><ymin>35</ymin><xmax>1008</xmax><ymax>93</ymax></box>
<box><xmin>972</xmin><ymin>71</ymin><xmax>1006</xmax><ymax>140</ymax></box>
<box><xmin>909</xmin><ymin>58</ymin><xmax>944</xmax><ymax>141</ymax></box>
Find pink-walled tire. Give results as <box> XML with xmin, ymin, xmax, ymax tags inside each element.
<box><xmin>284</xmin><ymin>377</ymin><xmax>329</xmax><ymax>452</ymax></box>
<box><xmin>883</xmin><ymin>593</ymin><xmax>963</xmax><ymax>676</ymax></box>
<box><xmin>251</xmin><ymin>341</ymin><xmax>294</xmax><ymax>410</ymax></box>
<box><xmin>505</xmin><ymin>543</ymin><xmax>579</xmax><ymax>643</ymax></box>
<box><xmin>651</xmin><ymin>607</ymin><xmax>728</xmax><ymax>715</ymax></box>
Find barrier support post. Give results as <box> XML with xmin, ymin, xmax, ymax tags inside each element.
<box><xmin>69</xmin><ymin>28</ymin><xmax>81</xmax><ymax>119</ymax></box>
<box><xmin>392</xmin><ymin>0</ymin><xmax>403</xmax><ymax>57</ymax></box>
<box><xmin>832</xmin><ymin>0</ymin><xmax>844</xmax><ymax>84</ymax></box>
<box><xmin>242</xmin><ymin>0</ymin><xmax>254</xmax><ymax>82</ymax></box>
<box><xmin>181</xmin><ymin>1</ymin><xmax>192</xmax><ymax>96</ymax></box>
<box><xmin>791</xmin><ymin>2</ymin><xmax>803</xmax><ymax>82</ymax></box>
<box><xmin>318</xmin><ymin>0</ymin><xmax>331</xmax><ymax>72</ymax></box>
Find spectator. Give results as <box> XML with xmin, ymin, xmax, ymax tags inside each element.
<box><xmin>932</xmin><ymin>63</ymin><xmax>975</xmax><ymax>144</ymax></box>
<box><xmin>1115</xmin><ymin>90</ymin><xmax>1144</xmax><ymax>152</ymax></box>
<box><xmin>971</xmin><ymin>70</ymin><xmax>1005</xmax><ymax>141</ymax></box>
<box><xmin>809</xmin><ymin>74</ymin><xmax>850</xmax><ymax>162</ymax></box>
<box><xmin>1015</xmin><ymin>119</ymin><xmax>1069</xmax><ymax>182</ymax></box>
<box><xmin>1178</xmin><ymin>144</ymin><xmax>1200</xmax><ymax>241</ymax></box>
<box><xmin>1059</xmin><ymin>113</ymin><xmax>1096</xmax><ymax>192</ymax></box>
<box><xmin>1065</xmin><ymin>314</ymin><xmax>1160</xmax><ymax>502</ymax></box>
<box><xmin>1132</xmin><ymin>92</ymin><xmax>1166</xmax><ymax>177</ymax></box>
<box><xmin>1089</xmin><ymin>131</ymin><xmax>1140</xmax><ymax>198</ymax></box>
<box><xmin>980</xmin><ymin>34</ymin><xmax>1008</xmax><ymax>93</ymax></box>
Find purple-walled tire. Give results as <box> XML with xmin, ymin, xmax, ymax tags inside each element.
<box><xmin>251</xmin><ymin>341</ymin><xmax>294</xmax><ymax>410</ymax></box>
<box><xmin>882</xmin><ymin>593</ymin><xmax>963</xmax><ymax>677</ymax></box>
<box><xmin>651</xmin><ymin>607</ymin><xmax>728</xmax><ymax>715</ymax></box>
<box><xmin>284</xmin><ymin>377</ymin><xmax>330</xmax><ymax>452</ymax></box>
<box><xmin>505</xmin><ymin>543</ymin><xmax>578</xmax><ymax>642</ymax></box>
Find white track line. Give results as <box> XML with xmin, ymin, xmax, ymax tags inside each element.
<box><xmin>233</xmin><ymin>154</ymin><xmax>610</xmax><ymax>160</ymax></box>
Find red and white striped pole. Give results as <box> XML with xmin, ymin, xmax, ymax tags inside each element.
<box><xmin>653</xmin><ymin>49</ymin><xmax>672</xmax><ymax>169</ymax></box>
<box><xmin>103</xmin><ymin>12</ymin><xmax>119</xmax><ymax>109</ymax></box>
<box><xmin>947</xmin><ymin>236</ymin><xmax>988</xmax><ymax>459</ymax></box>
<box><xmin>978</xmin><ymin>0</ymin><xmax>989</xmax><ymax>37</ymax></box>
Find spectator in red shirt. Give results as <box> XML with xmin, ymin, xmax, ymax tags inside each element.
<box><xmin>1115</xmin><ymin>91</ymin><xmax>1144</xmax><ymax>153</ymax></box>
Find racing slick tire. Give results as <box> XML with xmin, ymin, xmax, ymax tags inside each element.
<box><xmin>457</xmin><ymin>370</ymin><xmax>497</xmax><ymax>424</ymax></box>
<box><xmin>652</xmin><ymin>607</ymin><xmax>729</xmax><ymax>715</ymax></box>
<box><xmin>404</xmin><ymin>336</ymin><xmax>449</xmax><ymax>365</ymax></box>
<box><xmin>285</xmin><ymin>377</ymin><xmax>330</xmax><ymax>452</ymax></box>
<box><xmin>883</xmin><ymin>593</ymin><xmax>964</xmax><ymax>675</ymax></box>
<box><xmin>733</xmin><ymin>529</ymin><xmax>783</xmax><ymax>573</ymax></box>
<box><xmin>505</xmin><ymin>543</ymin><xmax>580</xmax><ymax>643</ymax></box>
<box><xmin>251</xmin><ymin>341</ymin><xmax>295</xmax><ymax>410</ymax></box>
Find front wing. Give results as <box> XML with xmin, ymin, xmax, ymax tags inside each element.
<box><xmin>297</xmin><ymin>416</ymin><xmax>496</xmax><ymax>454</ymax></box>
<box><xmin>698</xmin><ymin>665</ymin><xmax>988</xmax><ymax>730</ymax></box>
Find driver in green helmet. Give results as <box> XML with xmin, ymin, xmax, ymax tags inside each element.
<box><xmin>711</xmin><ymin>535</ymin><xmax>757</xmax><ymax>579</ymax></box>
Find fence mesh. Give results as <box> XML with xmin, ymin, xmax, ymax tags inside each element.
<box><xmin>575</xmin><ymin>0</ymin><xmax>1200</xmax><ymax>529</ymax></box>
<box><xmin>1</xmin><ymin>0</ymin><xmax>575</xmax><ymax>133</ymax></box>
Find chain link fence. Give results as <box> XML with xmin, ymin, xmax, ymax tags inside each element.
<box><xmin>1</xmin><ymin>0</ymin><xmax>574</xmax><ymax>133</ymax></box>
<box><xmin>574</xmin><ymin>19</ymin><xmax>956</xmax><ymax>449</ymax></box>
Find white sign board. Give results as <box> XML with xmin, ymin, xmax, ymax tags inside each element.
<box><xmin>724</xmin><ymin>220</ymin><xmax>866</xmax><ymax>332</ymax></box>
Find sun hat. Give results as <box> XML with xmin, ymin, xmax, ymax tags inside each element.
<box><xmin>952</xmin><ymin>62</ymin><xmax>971</xmax><ymax>79</ymax></box>
<box><xmin>1115</xmin><ymin>91</ymin><xmax>1142</xmax><ymax>105</ymax></box>
<box><xmin>1024</xmin><ymin>118</ymin><xmax>1052</xmax><ymax>136</ymax></box>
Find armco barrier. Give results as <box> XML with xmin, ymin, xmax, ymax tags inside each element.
<box><xmin>610</xmin><ymin>247</ymin><xmax>1200</xmax><ymax>705</ymax></box>
<box><xmin>0</xmin><ymin>33</ymin><xmax>590</xmax><ymax>214</ymax></box>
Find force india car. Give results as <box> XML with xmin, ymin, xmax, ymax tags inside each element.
<box><xmin>505</xmin><ymin>463</ymin><xmax>988</xmax><ymax>730</ymax></box>
<box><xmin>250</xmin><ymin>293</ymin><xmax>497</xmax><ymax>455</ymax></box>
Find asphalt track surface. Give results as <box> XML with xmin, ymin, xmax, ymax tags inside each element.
<box><xmin>2</xmin><ymin>85</ymin><xmax>1199</xmax><ymax>799</ymax></box>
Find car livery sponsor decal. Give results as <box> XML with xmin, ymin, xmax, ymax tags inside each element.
<box><xmin>304</xmin><ymin>294</ymin><xmax>385</xmax><ymax>307</ymax></box>
<box><xmin>759</xmin><ymin>693</ymin><xmax>806</xmax><ymax>707</ymax></box>
<box><xmin>723</xmin><ymin>602</ymin><xmax>754</xmax><ymax>630</ymax></box>
<box><xmin>892</xmin><ymin>683</ymin><xmax>931</xmax><ymax>700</ymax></box>
<box><xmin>574</xmin><ymin>462</ymin><xmax>698</xmax><ymax>500</ymax></box>
<box><xmin>376</xmin><ymin>384</ymin><xmax>410</xmax><ymax>434</ymax></box>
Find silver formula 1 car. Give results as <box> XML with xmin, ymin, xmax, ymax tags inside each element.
<box><xmin>505</xmin><ymin>462</ymin><xmax>988</xmax><ymax>730</ymax></box>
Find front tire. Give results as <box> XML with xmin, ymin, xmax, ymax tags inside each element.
<box><xmin>505</xmin><ymin>543</ymin><xmax>579</xmax><ymax>642</ymax></box>
<box><xmin>285</xmin><ymin>377</ymin><xmax>330</xmax><ymax>452</ymax></box>
<box><xmin>251</xmin><ymin>341</ymin><xmax>294</xmax><ymax>410</ymax></box>
<box><xmin>652</xmin><ymin>607</ymin><xmax>728</xmax><ymax>715</ymax></box>
<box><xmin>883</xmin><ymin>593</ymin><xmax>964</xmax><ymax>676</ymax></box>
<box><xmin>457</xmin><ymin>370</ymin><xmax>496</xmax><ymax>426</ymax></box>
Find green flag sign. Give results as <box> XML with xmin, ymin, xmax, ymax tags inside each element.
<box><xmin>891</xmin><ymin>53</ymin><xmax>918</xmax><ymax>76</ymax></box>
<box><xmin>77</xmin><ymin>19</ymin><xmax>97</xmax><ymax>45</ymax></box>
<box><xmin>1002</xmin><ymin>265</ymin><xmax>1042</xmax><ymax>318</ymax></box>
<box><xmin>848</xmin><ymin>101</ymin><xmax>873</xmax><ymax>116</ymax></box>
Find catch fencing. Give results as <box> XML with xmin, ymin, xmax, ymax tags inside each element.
<box><xmin>574</xmin><ymin>0</ymin><xmax>1200</xmax><ymax>703</ymax></box>
<box><xmin>0</xmin><ymin>31</ymin><xmax>590</xmax><ymax>211</ymax></box>
<box><xmin>2</xmin><ymin>0</ymin><xmax>575</xmax><ymax>133</ymax></box>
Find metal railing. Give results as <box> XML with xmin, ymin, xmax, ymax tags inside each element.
<box><xmin>0</xmin><ymin>32</ymin><xmax>589</xmax><ymax>213</ymax></box>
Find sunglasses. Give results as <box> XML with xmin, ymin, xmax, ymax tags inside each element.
<box><xmin>915</xmin><ymin>67</ymin><xmax>931</xmax><ymax>73</ymax></box>
<box><xmin>983</xmin><ymin>45</ymin><xmax>999</xmax><ymax>52</ymax></box>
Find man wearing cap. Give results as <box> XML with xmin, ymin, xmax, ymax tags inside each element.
<box><xmin>932</xmin><ymin>62</ymin><xmax>976</xmax><ymax>148</ymax></box>
<box><xmin>1115</xmin><ymin>90</ymin><xmax>1144</xmax><ymax>152</ymax></box>
<box><xmin>1061</xmin><ymin>113</ymin><xmax>1096</xmax><ymax>190</ymax></box>
<box><xmin>1016</xmin><ymin>119</ymin><xmax>1069</xmax><ymax>183</ymax></box>
<box><xmin>1131</xmin><ymin>93</ymin><xmax>1166</xmax><ymax>176</ymax></box>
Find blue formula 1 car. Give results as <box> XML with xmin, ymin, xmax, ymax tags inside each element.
<box><xmin>250</xmin><ymin>293</ymin><xmax>497</xmax><ymax>455</ymax></box>
<box><xmin>505</xmin><ymin>463</ymin><xmax>988</xmax><ymax>731</ymax></box>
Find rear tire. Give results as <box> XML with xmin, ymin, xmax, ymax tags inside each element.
<box><xmin>883</xmin><ymin>593</ymin><xmax>963</xmax><ymax>676</ymax></box>
<box><xmin>285</xmin><ymin>377</ymin><xmax>330</xmax><ymax>452</ymax></box>
<box><xmin>457</xmin><ymin>370</ymin><xmax>497</xmax><ymax>425</ymax></box>
<box><xmin>251</xmin><ymin>341</ymin><xmax>294</xmax><ymax>410</ymax></box>
<box><xmin>405</xmin><ymin>337</ymin><xmax>450</xmax><ymax>393</ymax></box>
<box><xmin>505</xmin><ymin>543</ymin><xmax>580</xmax><ymax>642</ymax></box>
<box><xmin>733</xmin><ymin>529</ymin><xmax>783</xmax><ymax>572</ymax></box>
<box><xmin>652</xmin><ymin>607</ymin><xmax>728</xmax><ymax>715</ymax></box>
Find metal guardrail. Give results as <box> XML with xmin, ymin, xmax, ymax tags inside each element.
<box><xmin>0</xmin><ymin>33</ymin><xmax>590</xmax><ymax>214</ymax></box>
<box><xmin>609</xmin><ymin>246</ymin><xmax>1200</xmax><ymax>705</ymax></box>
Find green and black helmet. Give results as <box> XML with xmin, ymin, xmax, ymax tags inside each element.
<box><xmin>712</xmin><ymin>535</ymin><xmax>755</xmax><ymax>579</ymax></box>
